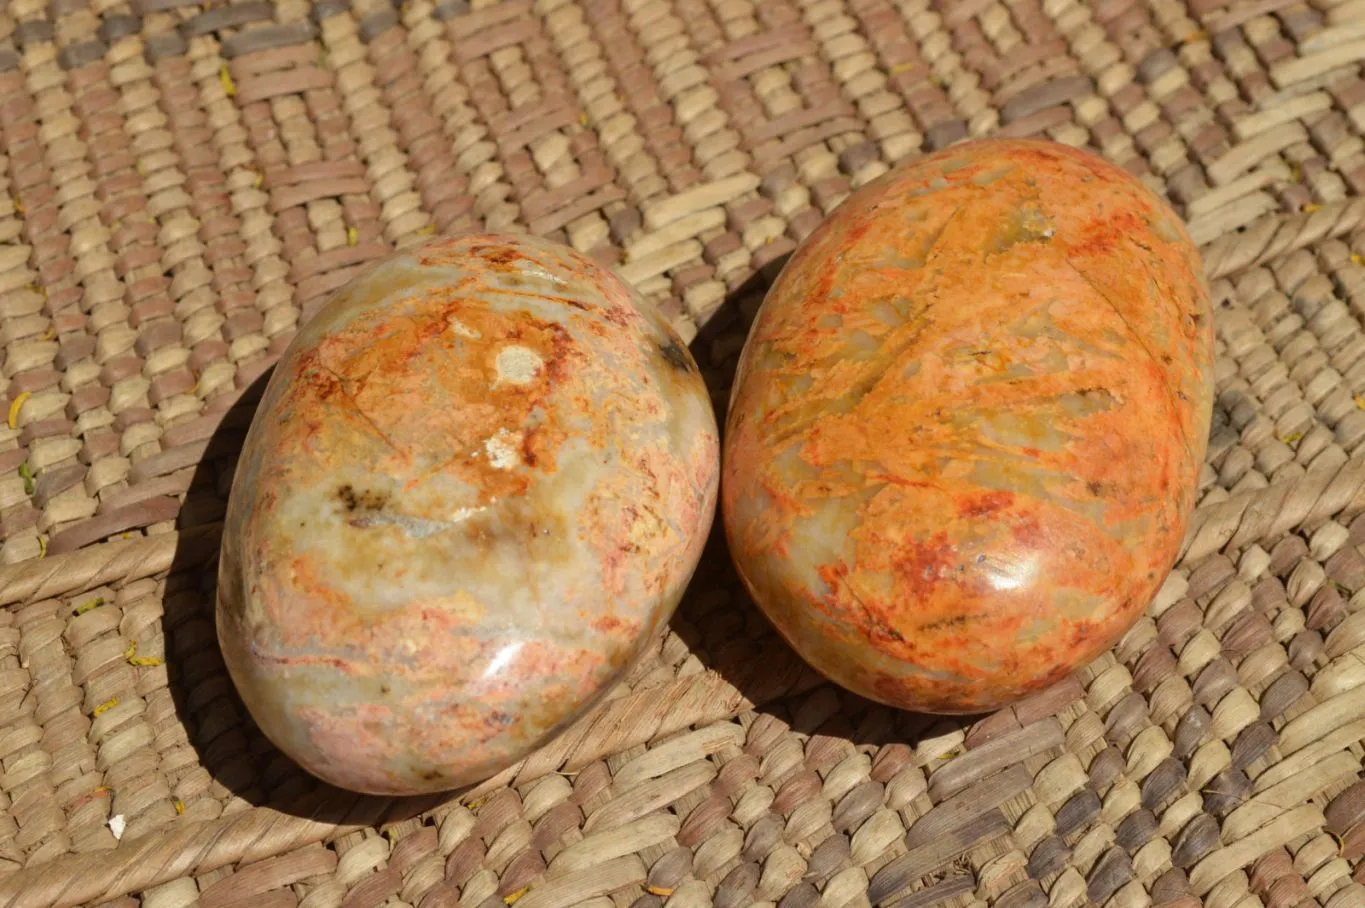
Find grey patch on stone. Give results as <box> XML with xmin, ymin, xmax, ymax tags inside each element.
<box><xmin>220</xmin><ymin>21</ymin><xmax>318</xmax><ymax>58</ymax></box>
<box><xmin>143</xmin><ymin>31</ymin><xmax>188</xmax><ymax>63</ymax></box>
<box><xmin>58</xmin><ymin>39</ymin><xmax>106</xmax><ymax>69</ymax></box>
<box><xmin>0</xmin><ymin>50</ymin><xmax>18</xmax><ymax>74</ymax></box>
<box><xmin>98</xmin><ymin>14</ymin><xmax>142</xmax><ymax>43</ymax></box>
<box><xmin>180</xmin><ymin>1</ymin><xmax>273</xmax><ymax>38</ymax></box>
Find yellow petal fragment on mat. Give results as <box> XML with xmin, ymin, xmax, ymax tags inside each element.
<box><xmin>74</xmin><ymin>596</ymin><xmax>105</xmax><ymax>616</ymax></box>
<box><xmin>8</xmin><ymin>391</ymin><xmax>30</xmax><ymax>428</ymax></box>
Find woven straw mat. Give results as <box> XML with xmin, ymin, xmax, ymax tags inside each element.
<box><xmin>6</xmin><ymin>0</ymin><xmax>1365</xmax><ymax>907</ymax></box>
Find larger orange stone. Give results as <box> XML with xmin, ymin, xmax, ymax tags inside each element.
<box><xmin>722</xmin><ymin>138</ymin><xmax>1215</xmax><ymax>714</ymax></box>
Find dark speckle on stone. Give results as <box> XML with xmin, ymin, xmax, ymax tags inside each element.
<box><xmin>337</xmin><ymin>483</ymin><xmax>389</xmax><ymax>512</ymax></box>
<box><xmin>659</xmin><ymin>340</ymin><xmax>694</xmax><ymax>373</ymax></box>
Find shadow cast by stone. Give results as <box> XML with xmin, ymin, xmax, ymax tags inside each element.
<box><xmin>164</xmin><ymin>365</ymin><xmax>445</xmax><ymax>824</ymax></box>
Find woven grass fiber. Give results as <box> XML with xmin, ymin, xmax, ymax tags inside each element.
<box><xmin>1</xmin><ymin>0</ymin><xmax>1365</xmax><ymax>907</ymax></box>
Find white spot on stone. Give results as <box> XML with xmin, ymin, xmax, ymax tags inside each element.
<box><xmin>404</xmin><ymin>513</ymin><xmax>463</xmax><ymax>537</ymax></box>
<box><xmin>520</xmin><ymin>263</ymin><xmax>566</xmax><ymax>287</ymax></box>
<box><xmin>448</xmin><ymin>504</ymin><xmax>488</xmax><ymax>523</ymax></box>
<box><xmin>448</xmin><ymin>316</ymin><xmax>480</xmax><ymax>338</ymax></box>
<box><xmin>344</xmin><ymin>485</ymin><xmax>503</xmax><ymax>538</ymax></box>
<box><xmin>484</xmin><ymin>429</ymin><xmax>521</xmax><ymax>470</ymax></box>
<box><xmin>495</xmin><ymin>345</ymin><xmax>543</xmax><ymax>385</ymax></box>
<box><xmin>109</xmin><ymin>815</ymin><xmax>126</xmax><ymax>841</ymax></box>
<box><xmin>349</xmin><ymin>504</ymin><xmax>490</xmax><ymax>538</ymax></box>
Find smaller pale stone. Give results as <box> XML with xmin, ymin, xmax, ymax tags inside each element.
<box><xmin>218</xmin><ymin>232</ymin><xmax>720</xmax><ymax>796</ymax></box>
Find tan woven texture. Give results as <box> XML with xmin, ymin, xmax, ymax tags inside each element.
<box><xmin>2</xmin><ymin>0</ymin><xmax>1365</xmax><ymax>907</ymax></box>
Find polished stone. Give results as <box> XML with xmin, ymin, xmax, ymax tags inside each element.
<box><xmin>218</xmin><ymin>232</ymin><xmax>719</xmax><ymax>794</ymax></box>
<box><xmin>723</xmin><ymin>138</ymin><xmax>1215</xmax><ymax>714</ymax></box>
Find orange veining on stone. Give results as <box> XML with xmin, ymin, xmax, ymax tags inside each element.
<box><xmin>218</xmin><ymin>233</ymin><xmax>719</xmax><ymax>794</ymax></box>
<box><xmin>722</xmin><ymin>138</ymin><xmax>1214</xmax><ymax>714</ymax></box>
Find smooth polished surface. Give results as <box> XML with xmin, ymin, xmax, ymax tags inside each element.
<box><xmin>723</xmin><ymin>138</ymin><xmax>1215</xmax><ymax>714</ymax></box>
<box><xmin>217</xmin><ymin>233</ymin><xmax>719</xmax><ymax>795</ymax></box>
